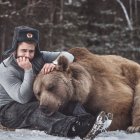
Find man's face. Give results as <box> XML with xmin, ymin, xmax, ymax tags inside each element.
<box><xmin>16</xmin><ymin>42</ymin><xmax>36</xmax><ymax>61</ymax></box>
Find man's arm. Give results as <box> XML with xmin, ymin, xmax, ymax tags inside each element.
<box><xmin>40</xmin><ymin>51</ymin><xmax>74</xmax><ymax>74</ymax></box>
<box><xmin>0</xmin><ymin>68</ymin><xmax>35</xmax><ymax>104</ymax></box>
<box><xmin>52</xmin><ymin>52</ymin><xmax>74</xmax><ymax>64</ymax></box>
<box><xmin>41</xmin><ymin>51</ymin><xmax>74</xmax><ymax>64</ymax></box>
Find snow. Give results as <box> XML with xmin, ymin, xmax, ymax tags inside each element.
<box><xmin>95</xmin><ymin>131</ymin><xmax>140</xmax><ymax>140</ymax></box>
<box><xmin>0</xmin><ymin>129</ymin><xmax>140</xmax><ymax>140</ymax></box>
<box><xmin>0</xmin><ymin>129</ymin><xmax>78</xmax><ymax>140</ymax></box>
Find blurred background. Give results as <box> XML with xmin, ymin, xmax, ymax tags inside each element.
<box><xmin>1</xmin><ymin>0</ymin><xmax>140</xmax><ymax>62</ymax></box>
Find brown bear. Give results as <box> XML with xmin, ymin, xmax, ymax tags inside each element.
<box><xmin>33</xmin><ymin>47</ymin><xmax>140</xmax><ymax>133</ymax></box>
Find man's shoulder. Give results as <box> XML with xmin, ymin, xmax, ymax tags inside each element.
<box><xmin>0</xmin><ymin>64</ymin><xmax>16</xmax><ymax>73</ymax></box>
<box><xmin>0</xmin><ymin>58</ymin><xmax>19</xmax><ymax>74</ymax></box>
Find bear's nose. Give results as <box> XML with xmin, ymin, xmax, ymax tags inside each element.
<box><xmin>39</xmin><ymin>105</ymin><xmax>54</xmax><ymax>116</ymax></box>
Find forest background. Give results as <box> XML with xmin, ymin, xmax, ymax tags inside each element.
<box><xmin>1</xmin><ymin>0</ymin><xmax>140</xmax><ymax>63</ymax></box>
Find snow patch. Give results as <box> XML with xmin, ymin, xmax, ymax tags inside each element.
<box><xmin>0</xmin><ymin>129</ymin><xmax>140</xmax><ymax>140</ymax></box>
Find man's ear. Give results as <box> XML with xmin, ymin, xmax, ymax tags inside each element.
<box><xmin>13</xmin><ymin>51</ymin><xmax>17</xmax><ymax>58</ymax></box>
<box><xmin>56</xmin><ymin>56</ymin><xmax>69</xmax><ymax>72</ymax></box>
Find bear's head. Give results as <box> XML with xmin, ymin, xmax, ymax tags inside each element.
<box><xmin>33</xmin><ymin>56</ymin><xmax>92</xmax><ymax>114</ymax></box>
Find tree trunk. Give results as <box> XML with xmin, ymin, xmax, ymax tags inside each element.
<box><xmin>134</xmin><ymin>0</ymin><xmax>138</xmax><ymax>26</ymax></box>
<box><xmin>47</xmin><ymin>0</ymin><xmax>56</xmax><ymax>48</ymax></box>
<box><xmin>60</xmin><ymin>0</ymin><xmax>64</xmax><ymax>22</ymax></box>
<box><xmin>0</xmin><ymin>27</ymin><xmax>6</xmax><ymax>60</ymax></box>
<box><xmin>129</xmin><ymin>0</ymin><xmax>133</xmax><ymax>25</ymax></box>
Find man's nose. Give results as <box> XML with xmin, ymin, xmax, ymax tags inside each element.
<box><xmin>25</xmin><ymin>52</ymin><xmax>30</xmax><ymax>57</ymax></box>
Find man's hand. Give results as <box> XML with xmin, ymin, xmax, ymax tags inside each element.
<box><xmin>16</xmin><ymin>57</ymin><xmax>32</xmax><ymax>70</ymax></box>
<box><xmin>41</xmin><ymin>63</ymin><xmax>56</xmax><ymax>74</ymax></box>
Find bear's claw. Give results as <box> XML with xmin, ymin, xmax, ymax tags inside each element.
<box><xmin>127</xmin><ymin>126</ymin><xmax>140</xmax><ymax>133</ymax></box>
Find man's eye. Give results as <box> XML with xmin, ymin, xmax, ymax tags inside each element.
<box><xmin>29</xmin><ymin>50</ymin><xmax>35</xmax><ymax>53</ymax></box>
<box><xmin>22</xmin><ymin>50</ymin><xmax>27</xmax><ymax>52</ymax></box>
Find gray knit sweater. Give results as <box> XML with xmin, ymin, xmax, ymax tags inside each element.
<box><xmin>0</xmin><ymin>51</ymin><xmax>74</xmax><ymax>107</ymax></box>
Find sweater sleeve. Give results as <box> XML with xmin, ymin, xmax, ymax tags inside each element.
<box><xmin>41</xmin><ymin>51</ymin><xmax>74</xmax><ymax>64</ymax></box>
<box><xmin>53</xmin><ymin>52</ymin><xmax>74</xmax><ymax>64</ymax></box>
<box><xmin>0</xmin><ymin>68</ymin><xmax>35</xmax><ymax>104</ymax></box>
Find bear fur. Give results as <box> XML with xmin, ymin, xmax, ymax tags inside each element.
<box><xmin>33</xmin><ymin>47</ymin><xmax>140</xmax><ymax>133</ymax></box>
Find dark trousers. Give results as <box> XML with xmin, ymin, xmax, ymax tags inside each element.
<box><xmin>0</xmin><ymin>101</ymin><xmax>94</xmax><ymax>137</ymax></box>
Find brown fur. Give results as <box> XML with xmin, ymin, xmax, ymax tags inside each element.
<box><xmin>33</xmin><ymin>47</ymin><xmax>140</xmax><ymax>133</ymax></box>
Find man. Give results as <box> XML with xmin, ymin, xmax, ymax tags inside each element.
<box><xmin>0</xmin><ymin>26</ymin><xmax>112</xmax><ymax>139</ymax></box>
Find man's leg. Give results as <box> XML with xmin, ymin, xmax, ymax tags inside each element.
<box><xmin>56</xmin><ymin>102</ymin><xmax>113</xmax><ymax>139</ymax></box>
<box><xmin>0</xmin><ymin>101</ymin><xmax>113</xmax><ymax>139</ymax></box>
<box><xmin>0</xmin><ymin>101</ymin><xmax>94</xmax><ymax>137</ymax></box>
<box><xmin>83</xmin><ymin>111</ymin><xmax>113</xmax><ymax>140</ymax></box>
<box><xmin>28</xmin><ymin>101</ymin><xmax>97</xmax><ymax>137</ymax></box>
<box><xmin>0</xmin><ymin>101</ymin><xmax>39</xmax><ymax>129</ymax></box>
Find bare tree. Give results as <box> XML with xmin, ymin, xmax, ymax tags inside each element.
<box><xmin>129</xmin><ymin>0</ymin><xmax>133</xmax><ymax>25</ymax></box>
<box><xmin>47</xmin><ymin>0</ymin><xmax>57</xmax><ymax>48</ymax></box>
<box><xmin>134</xmin><ymin>0</ymin><xmax>138</xmax><ymax>26</ymax></box>
<box><xmin>116</xmin><ymin>0</ymin><xmax>133</xmax><ymax>30</ymax></box>
<box><xmin>26</xmin><ymin>0</ymin><xmax>34</xmax><ymax>16</ymax></box>
<box><xmin>0</xmin><ymin>27</ymin><xmax>6</xmax><ymax>58</ymax></box>
<box><xmin>59</xmin><ymin>0</ymin><xmax>64</xmax><ymax>22</ymax></box>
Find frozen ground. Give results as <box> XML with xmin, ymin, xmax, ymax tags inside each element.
<box><xmin>0</xmin><ymin>129</ymin><xmax>140</xmax><ymax>140</ymax></box>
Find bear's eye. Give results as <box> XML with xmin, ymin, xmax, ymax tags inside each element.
<box><xmin>46</xmin><ymin>84</ymin><xmax>54</xmax><ymax>91</ymax></box>
<box><xmin>37</xmin><ymin>92</ymin><xmax>41</xmax><ymax>97</ymax></box>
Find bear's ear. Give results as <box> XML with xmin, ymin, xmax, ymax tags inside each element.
<box><xmin>56</xmin><ymin>56</ymin><xmax>69</xmax><ymax>72</ymax></box>
<box><xmin>67</xmin><ymin>64</ymin><xmax>83</xmax><ymax>80</ymax></box>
